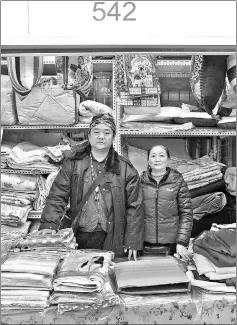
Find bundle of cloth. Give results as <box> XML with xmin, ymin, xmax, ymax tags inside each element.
<box><xmin>1</xmin><ymin>142</ymin><xmax>17</xmax><ymax>169</ymax></box>
<box><xmin>78</xmin><ymin>100</ymin><xmax>113</xmax><ymax>124</ymax></box>
<box><xmin>1</xmin><ymin>251</ymin><xmax>61</xmax><ymax>313</ymax></box>
<box><xmin>51</xmin><ymin>250</ymin><xmax>120</xmax><ymax>314</ymax></box>
<box><xmin>12</xmin><ymin>228</ymin><xmax>77</xmax><ymax>252</ymax></box>
<box><xmin>169</xmin><ymin>155</ymin><xmax>224</xmax><ymax>190</ymax></box>
<box><xmin>187</xmin><ymin>225</ymin><xmax>236</xmax><ymax>293</ymax></box>
<box><xmin>6</xmin><ymin>141</ymin><xmax>61</xmax><ymax>172</ymax></box>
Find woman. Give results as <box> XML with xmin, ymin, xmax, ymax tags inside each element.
<box><xmin>140</xmin><ymin>145</ymin><xmax>193</xmax><ymax>259</ymax></box>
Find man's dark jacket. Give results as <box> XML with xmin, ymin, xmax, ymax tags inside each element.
<box><xmin>39</xmin><ymin>144</ymin><xmax>144</xmax><ymax>257</ymax></box>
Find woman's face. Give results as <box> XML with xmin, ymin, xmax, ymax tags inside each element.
<box><xmin>148</xmin><ymin>146</ymin><xmax>169</xmax><ymax>172</ymax></box>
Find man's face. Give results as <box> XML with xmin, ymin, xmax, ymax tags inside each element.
<box><xmin>88</xmin><ymin>123</ymin><xmax>114</xmax><ymax>151</ymax></box>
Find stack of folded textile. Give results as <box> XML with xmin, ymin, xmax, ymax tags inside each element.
<box><xmin>1</xmin><ymin>142</ymin><xmax>17</xmax><ymax>169</ymax></box>
<box><xmin>7</xmin><ymin>141</ymin><xmax>59</xmax><ymax>173</ymax></box>
<box><xmin>78</xmin><ymin>100</ymin><xmax>113</xmax><ymax>124</ymax></box>
<box><xmin>187</xmin><ymin>227</ymin><xmax>236</xmax><ymax>293</ymax></box>
<box><xmin>169</xmin><ymin>156</ymin><xmax>224</xmax><ymax>190</ymax></box>
<box><xmin>1</xmin><ymin>251</ymin><xmax>61</xmax><ymax>313</ymax></box>
<box><xmin>44</xmin><ymin>144</ymin><xmax>71</xmax><ymax>163</ymax></box>
<box><xmin>50</xmin><ymin>250</ymin><xmax>120</xmax><ymax>314</ymax></box>
<box><xmin>12</xmin><ymin>228</ymin><xmax>77</xmax><ymax>252</ymax></box>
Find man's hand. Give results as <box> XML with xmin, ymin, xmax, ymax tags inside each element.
<box><xmin>124</xmin><ymin>248</ymin><xmax>138</xmax><ymax>261</ymax></box>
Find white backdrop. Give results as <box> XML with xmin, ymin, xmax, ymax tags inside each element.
<box><xmin>1</xmin><ymin>1</ymin><xmax>236</xmax><ymax>45</ymax></box>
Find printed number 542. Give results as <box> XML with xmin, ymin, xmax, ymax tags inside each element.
<box><xmin>93</xmin><ymin>2</ymin><xmax>136</xmax><ymax>21</ymax></box>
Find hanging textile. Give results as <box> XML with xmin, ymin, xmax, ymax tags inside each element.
<box><xmin>55</xmin><ymin>56</ymin><xmax>93</xmax><ymax>99</ymax></box>
<box><xmin>7</xmin><ymin>56</ymin><xmax>44</xmax><ymax>100</ymax></box>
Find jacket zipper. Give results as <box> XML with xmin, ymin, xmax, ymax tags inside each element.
<box><xmin>156</xmin><ymin>185</ymin><xmax>159</xmax><ymax>243</ymax></box>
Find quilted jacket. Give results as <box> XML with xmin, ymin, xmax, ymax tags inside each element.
<box><xmin>39</xmin><ymin>143</ymin><xmax>144</xmax><ymax>257</ymax></box>
<box><xmin>140</xmin><ymin>167</ymin><xmax>193</xmax><ymax>247</ymax></box>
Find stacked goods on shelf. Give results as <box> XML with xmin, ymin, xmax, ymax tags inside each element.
<box><xmin>11</xmin><ymin>228</ymin><xmax>77</xmax><ymax>253</ymax></box>
<box><xmin>1</xmin><ymin>75</ymin><xmax>18</xmax><ymax>125</ymax></box>
<box><xmin>1</xmin><ymin>141</ymin><xmax>17</xmax><ymax>168</ymax></box>
<box><xmin>187</xmin><ymin>225</ymin><xmax>236</xmax><ymax>293</ymax></box>
<box><xmin>1</xmin><ymin>251</ymin><xmax>61</xmax><ymax>313</ymax></box>
<box><xmin>78</xmin><ymin>100</ymin><xmax>113</xmax><ymax>124</ymax></box>
<box><xmin>50</xmin><ymin>250</ymin><xmax>120</xmax><ymax>314</ymax></box>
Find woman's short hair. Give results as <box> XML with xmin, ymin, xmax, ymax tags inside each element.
<box><xmin>147</xmin><ymin>145</ymin><xmax>171</xmax><ymax>159</ymax></box>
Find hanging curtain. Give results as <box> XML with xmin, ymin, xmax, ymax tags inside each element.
<box><xmin>55</xmin><ymin>56</ymin><xmax>93</xmax><ymax>100</ymax></box>
<box><xmin>7</xmin><ymin>56</ymin><xmax>44</xmax><ymax>101</ymax></box>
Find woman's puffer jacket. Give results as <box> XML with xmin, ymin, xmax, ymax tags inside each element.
<box><xmin>141</xmin><ymin>167</ymin><xmax>193</xmax><ymax>247</ymax></box>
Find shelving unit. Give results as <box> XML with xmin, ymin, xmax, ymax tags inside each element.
<box><xmin>1</xmin><ymin>52</ymin><xmax>236</xmax><ymax>221</ymax></box>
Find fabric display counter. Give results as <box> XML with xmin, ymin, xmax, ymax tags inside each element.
<box><xmin>1</xmin><ymin>224</ymin><xmax>236</xmax><ymax>324</ymax></box>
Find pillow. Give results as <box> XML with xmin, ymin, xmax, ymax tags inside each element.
<box><xmin>190</xmin><ymin>55</ymin><xmax>227</xmax><ymax>115</ymax></box>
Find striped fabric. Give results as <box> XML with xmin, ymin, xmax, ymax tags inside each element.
<box><xmin>7</xmin><ymin>56</ymin><xmax>44</xmax><ymax>100</ymax></box>
<box><xmin>227</xmin><ymin>55</ymin><xmax>236</xmax><ymax>93</ymax></box>
<box><xmin>56</xmin><ymin>56</ymin><xmax>93</xmax><ymax>99</ymax></box>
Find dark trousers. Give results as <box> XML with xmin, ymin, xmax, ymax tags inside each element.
<box><xmin>76</xmin><ymin>230</ymin><xmax>107</xmax><ymax>250</ymax></box>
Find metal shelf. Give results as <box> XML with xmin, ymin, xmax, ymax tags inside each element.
<box><xmin>28</xmin><ymin>211</ymin><xmax>42</xmax><ymax>219</ymax></box>
<box><xmin>1</xmin><ymin>168</ymin><xmax>58</xmax><ymax>175</ymax></box>
<box><xmin>119</xmin><ymin>127</ymin><xmax>236</xmax><ymax>137</ymax></box>
<box><xmin>2</xmin><ymin>124</ymin><xmax>90</xmax><ymax>132</ymax></box>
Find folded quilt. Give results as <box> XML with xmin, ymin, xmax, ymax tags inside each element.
<box><xmin>1</xmin><ymin>173</ymin><xmax>38</xmax><ymax>191</ymax></box>
<box><xmin>188</xmin><ymin>175</ymin><xmax>223</xmax><ymax>190</ymax></box>
<box><xmin>44</xmin><ymin>144</ymin><xmax>71</xmax><ymax>162</ymax></box>
<box><xmin>14</xmin><ymin>228</ymin><xmax>77</xmax><ymax>251</ymax></box>
<box><xmin>15</xmin><ymin>84</ymin><xmax>77</xmax><ymax>125</ymax></box>
<box><xmin>1</xmin><ymin>222</ymin><xmax>31</xmax><ymax>238</ymax></box>
<box><xmin>120</xmin><ymin>121</ymin><xmax>194</xmax><ymax>132</ymax></box>
<box><xmin>186</xmin><ymin>173</ymin><xmax>223</xmax><ymax>186</ymax></box>
<box><xmin>1</xmin><ymin>273</ymin><xmax>53</xmax><ymax>289</ymax></box>
<box><xmin>78</xmin><ymin>100</ymin><xmax>112</xmax><ymax>119</ymax></box>
<box><xmin>1</xmin><ymin>204</ymin><xmax>32</xmax><ymax>225</ymax></box>
<box><xmin>1</xmin><ymin>251</ymin><xmax>61</xmax><ymax>276</ymax></box>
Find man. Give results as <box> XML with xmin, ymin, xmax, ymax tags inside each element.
<box><xmin>38</xmin><ymin>113</ymin><xmax>144</xmax><ymax>260</ymax></box>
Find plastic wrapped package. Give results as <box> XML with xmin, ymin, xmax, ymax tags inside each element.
<box><xmin>15</xmin><ymin>85</ymin><xmax>79</xmax><ymax>125</ymax></box>
<box><xmin>1</xmin><ymin>75</ymin><xmax>18</xmax><ymax>125</ymax></box>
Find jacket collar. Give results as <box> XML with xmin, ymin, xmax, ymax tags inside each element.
<box><xmin>71</xmin><ymin>142</ymin><xmax>120</xmax><ymax>175</ymax></box>
<box><xmin>141</xmin><ymin>166</ymin><xmax>171</xmax><ymax>184</ymax></box>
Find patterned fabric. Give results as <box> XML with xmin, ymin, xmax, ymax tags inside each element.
<box><xmin>89</xmin><ymin>113</ymin><xmax>116</xmax><ymax>134</ymax></box>
<box><xmin>190</xmin><ymin>55</ymin><xmax>227</xmax><ymax>115</ymax></box>
<box><xmin>7</xmin><ymin>56</ymin><xmax>44</xmax><ymax>100</ymax></box>
<box><xmin>56</xmin><ymin>56</ymin><xmax>93</xmax><ymax>99</ymax></box>
<box><xmin>227</xmin><ymin>55</ymin><xmax>236</xmax><ymax>93</ymax></box>
<box><xmin>115</xmin><ymin>55</ymin><xmax>161</xmax><ymax>107</ymax></box>
<box><xmin>0</xmin><ymin>290</ymin><xmax>235</xmax><ymax>324</ymax></box>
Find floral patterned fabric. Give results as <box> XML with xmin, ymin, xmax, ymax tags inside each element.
<box><xmin>1</xmin><ymin>288</ymin><xmax>235</xmax><ymax>324</ymax></box>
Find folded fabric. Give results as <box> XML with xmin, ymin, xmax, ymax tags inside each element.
<box><xmin>192</xmin><ymin>192</ymin><xmax>227</xmax><ymax>220</ymax></box>
<box><xmin>190</xmin><ymin>180</ymin><xmax>225</xmax><ymax>198</ymax></box>
<box><xmin>1</xmin><ymin>173</ymin><xmax>38</xmax><ymax>192</ymax></box>
<box><xmin>186</xmin><ymin>270</ymin><xmax>236</xmax><ymax>293</ymax></box>
<box><xmin>193</xmin><ymin>230</ymin><xmax>236</xmax><ymax>267</ymax></box>
<box><xmin>1</xmin><ymin>222</ymin><xmax>31</xmax><ymax>238</ymax></box>
<box><xmin>1</xmin><ymin>204</ymin><xmax>32</xmax><ymax>226</ymax></box>
<box><xmin>193</xmin><ymin>253</ymin><xmax>236</xmax><ymax>275</ymax></box>
<box><xmin>188</xmin><ymin>175</ymin><xmax>223</xmax><ymax>190</ymax></box>
<box><xmin>44</xmin><ymin>144</ymin><xmax>71</xmax><ymax>162</ymax></box>
<box><xmin>205</xmin><ymin>271</ymin><xmax>236</xmax><ymax>280</ymax></box>
<box><xmin>120</xmin><ymin>121</ymin><xmax>194</xmax><ymax>132</ymax></box>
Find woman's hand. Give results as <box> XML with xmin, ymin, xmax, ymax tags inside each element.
<box><xmin>176</xmin><ymin>244</ymin><xmax>190</xmax><ymax>261</ymax></box>
<box><xmin>32</xmin><ymin>229</ymin><xmax>56</xmax><ymax>236</ymax></box>
<box><xmin>124</xmin><ymin>248</ymin><xmax>138</xmax><ymax>261</ymax></box>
